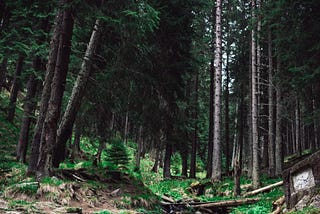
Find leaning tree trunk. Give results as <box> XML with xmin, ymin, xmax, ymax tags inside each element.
<box><xmin>54</xmin><ymin>19</ymin><xmax>101</xmax><ymax>167</ymax></box>
<box><xmin>251</xmin><ymin>0</ymin><xmax>260</xmax><ymax>189</ymax></box>
<box><xmin>38</xmin><ymin>1</ymin><xmax>74</xmax><ymax>176</ymax></box>
<box><xmin>7</xmin><ymin>54</ymin><xmax>24</xmax><ymax>122</ymax></box>
<box><xmin>267</xmin><ymin>28</ymin><xmax>275</xmax><ymax>177</ymax></box>
<box><xmin>27</xmin><ymin>9</ymin><xmax>63</xmax><ymax>175</ymax></box>
<box><xmin>16</xmin><ymin>58</ymin><xmax>40</xmax><ymax>163</ymax></box>
<box><xmin>211</xmin><ymin>0</ymin><xmax>222</xmax><ymax>182</ymax></box>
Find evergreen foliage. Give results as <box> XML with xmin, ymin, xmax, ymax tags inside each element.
<box><xmin>105</xmin><ymin>136</ymin><xmax>130</xmax><ymax>168</ymax></box>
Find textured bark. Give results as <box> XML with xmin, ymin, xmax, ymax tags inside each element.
<box><xmin>0</xmin><ymin>56</ymin><xmax>8</xmax><ymax>92</ymax></box>
<box><xmin>225</xmin><ymin>47</ymin><xmax>230</xmax><ymax>174</ymax></box>
<box><xmin>312</xmin><ymin>87</ymin><xmax>317</xmax><ymax>151</ymax></box>
<box><xmin>190</xmin><ymin>71</ymin><xmax>198</xmax><ymax>179</ymax></box>
<box><xmin>7</xmin><ymin>54</ymin><xmax>24</xmax><ymax>122</ymax></box>
<box><xmin>38</xmin><ymin>1</ymin><xmax>74</xmax><ymax>175</ymax></box>
<box><xmin>71</xmin><ymin>119</ymin><xmax>82</xmax><ymax>161</ymax></box>
<box><xmin>275</xmin><ymin>87</ymin><xmax>283</xmax><ymax>176</ymax></box>
<box><xmin>211</xmin><ymin>0</ymin><xmax>222</xmax><ymax>182</ymax></box>
<box><xmin>251</xmin><ymin>0</ymin><xmax>260</xmax><ymax>189</ymax></box>
<box><xmin>54</xmin><ymin>19</ymin><xmax>101</xmax><ymax>167</ymax></box>
<box><xmin>16</xmin><ymin>59</ymin><xmax>39</xmax><ymax>163</ymax></box>
<box><xmin>206</xmin><ymin>60</ymin><xmax>214</xmax><ymax>178</ymax></box>
<box><xmin>163</xmin><ymin>141</ymin><xmax>172</xmax><ymax>178</ymax></box>
<box><xmin>268</xmin><ymin>29</ymin><xmax>275</xmax><ymax>177</ymax></box>
<box><xmin>27</xmin><ymin>9</ymin><xmax>63</xmax><ymax>175</ymax></box>
<box><xmin>135</xmin><ymin>125</ymin><xmax>143</xmax><ymax>169</ymax></box>
<box><xmin>295</xmin><ymin>97</ymin><xmax>301</xmax><ymax>156</ymax></box>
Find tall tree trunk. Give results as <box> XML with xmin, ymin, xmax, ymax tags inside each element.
<box><xmin>295</xmin><ymin>97</ymin><xmax>301</xmax><ymax>156</ymax></box>
<box><xmin>7</xmin><ymin>54</ymin><xmax>24</xmax><ymax>122</ymax></box>
<box><xmin>135</xmin><ymin>125</ymin><xmax>143</xmax><ymax>169</ymax></box>
<box><xmin>211</xmin><ymin>0</ymin><xmax>222</xmax><ymax>182</ymax></box>
<box><xmin>190</xmin><ymin>71</ymin><xmax>199</xmax><ymax>179</ymax></box>
<box><xmin>163</xmin><ymin>141</ymin><xmax>172</xmax><ymax>178</ymax></box>
<box><xmin>16</xmin><ymin>59</ymin><xmax>40</xmax><ymax>163</ymax></box>
<box><xmin>71</xmin><ymin>118</ymin><xmax>82</xmax><ymax>161</ymax></box>
<box><xmin>225</xmin><ymin>47</ymin><xmax>230</xmax><ymax>174</ymax></box>
<box><xmin>251</xmin><ymin>0</ymin><xmax>260</xmax><ymax>189</ymax></box>
<box><xmin>206</xmin><ymin>60</ymin><xmax>214</xmax><ymax>178</ymax></box>
<box><xmin>0</xmin><ymin>56</ymin><xmax>8</xmax><ymax>92</ymax></box>
<box><xmin>152</xmin><ymin>131</ymin><xmax>161</xmax><ymax>173</ymax></box>
<box><xmin>54</xmin><ymin>19</ymin><xmax>101</xmax><ymax>167</ymax></box>
<box><xmin>312</xmin><ymin>86</ymin><xmax>317</xmax><ymax>151</ymax></box>
<box><xmin>38</xmin><ymin>1</ymin><xmax>74</xmax><ymax>176</ymax></box>
<box><xmin>27</xmin><ymin>9</ymin><xmax>63</xmax><ymax>175</ymax></box>
<box><xmin>267</xmin><ymin>28</ymin><xmax>275</xmax><ymax>177</ymax></box>
<box><xmin>275</xmin><ymin>87</ymin><xmax>283</xmax><ymax>176</ymax></box>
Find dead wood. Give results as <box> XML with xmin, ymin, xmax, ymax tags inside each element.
<box><xmin>191</xmin><ymin>198</ymin><xmax>260</xmax><ymax>208</ymax></box>
<box><xmin>243</xmin><ymin>181</ymin><xmax>283</xmax><ymax>197</ymax></box>
<box><xmin>271</xmin><ymin>196</ymin><xmax>285</xmax><ymax>214</ymax></box>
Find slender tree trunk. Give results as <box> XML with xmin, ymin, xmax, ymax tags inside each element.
<box><xmin>16</xmin><ymin>59</ymin><xmax>39</xmax><ymax>162</ymax></box>
<box><xmin>295</xmin><ymin>97</ymin><xmax>301</xmax><ymax>156</ymax></box>
<box><xmin>312</xmin><ymin>87</ymin><xmax>317</xmax><ymax>151</ymax></box>
<box><xmin>275</xmin><ymin>87</ymin><xmax>283</xmax><ymax>176</ymax></box>
<box><xmin>206</xmin><ymin>60</ymin><xmax>214</xmax><ymax>178</ymax></box>
<box><xmin>135</xmin><ymin>125</ymin><xmax>143</xmax><ymax>169</ymax></box>
<box><xmin>190</xmin><ymin>71</ymin><xmax>199</xmax><ymax>179</ymax></box>
<box><xmin>251</xmin><ymin>0</ymin><xmax>260</xmax><ymax>189</ymax></box>
<box><xmin>163</xmin><ymin>141</ymin><xmax>172</xmax><ymax>178</ymax></box>
<box><xmin>27</xmin><ymin>9</ymin><xmax>63</xmax><ymax>175</ymax></box>
<box><xmin>225</xmin><ymin>48</ymin><xmax>230</xmax><ymax>174</ymax></box>
<box><xmin>7</xmin><ymin>54</ymin><xmax>24</xmax><ymax>122</ymax></box>
<box><xmin>211</xmin><ymin>0</ymin><xmax>222</xmax><ymax>182</ymax></box>
<box><xmin>71</xmin><ymin>119</ymin><xmax>82</xmax><ymax>161</ymax></box>
<box><xmin>38</xmin><ymin>1</ymin><xmax>74</xmax><ymax>176</ymax></box>
<box><xmin>267</xmin><ymin>28</ymin><xmax>275</xmax><ymax>177</ymax></box>
<box><xmin>54</xmin><ymin>19</ymin><xmax>101</xmax><ymax>167</ymax></box>
<box><xmin>152</xmin><ymin>131</ymin><xmax>161</xmax><ymax>173</ymax></box>
<box><xmin>0</xmin><ymin>56</ymin><xmax>8</xmax><ymax>92</ymax></box>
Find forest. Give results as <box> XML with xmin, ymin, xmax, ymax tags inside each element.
<box><xmin>0</xmin><ymin>0</ymin><xmax>319</xmax><ymax>213</ymax></box>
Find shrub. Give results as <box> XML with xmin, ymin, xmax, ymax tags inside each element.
<box><xmin>105</xmin><ymin>136</ymin><xmax>130</xmax><ymax>168</ymax></box>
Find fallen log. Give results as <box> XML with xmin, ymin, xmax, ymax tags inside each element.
<box><xmin>192</xmin><ymin>198</ymin><xmax>260</xmax><ymax>208</ymax></box>
<box><xmin>243</xmin><ymin>181</ymin><xmax>283</xmax><ymax>197</ymax></box>
<box><xmin>271</xmin><ymin>196</ymin><xmax>285</xmax><ymax>214</ymax></box>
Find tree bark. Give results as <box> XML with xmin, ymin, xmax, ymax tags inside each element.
<box><xmin>7</xmin><ymin>54</ymin><xmax>24</xmax><ymax>122</ymax></box>
<box><xmin>251</xmin><ymin>0</ymin><xmax>260</xmax><ymax>189</ymax></box>
<box><xmin>275</xmin><ymin>87</ymin><xmax>283</xmax><ymax>176</ymax></box>
<box><xmin>27</xmin><ymin>9</ymin><xmax>63</xmax><ymax>175</ymax></box>
<box><xmin>211</xmin><ymin>0</ymin><xmax>222</xmax><ymax>182</ymax></box>
<box><xmin>190</xmin><ymin>71</ymin><xmax>199</xmax><ymax>178</ymax></box>
<box><xmin>16</xmin><ymin>58</ymin><xmax>39</xmax><ymax>163</ymax></box>
<box><xmin>38</xmin><ymin>0</ymin><xmax>74</xmax><ymax>176</ymax></box>
<box><xmin>0</xmin><ymin>56</ymin><xmax>8</xmax><ymax>92</ymax></box>
<box><xmin>54</xmin><ymin>19</ymin><xmax>101</xmax><ymax>167</ymax></box>
<box><xmin>163</xmin><ymin>141</ymin><xmax>173</xmax><ymax>178</ymax></box>
<box><xmin>295</xmin><ymin>97</ymin><xmax>301</xmax><ymax>156</ymax></box>
<box><xmin>268</xmin><ymin>28</ymin><xmax>275</xmax><ymax>177</ymax></box>
<box><xmin>225</xmin><ymin>46</ymin><xmax>230</xmax><ymax>174</ymax></box>
<box><xmin>206</xmin><ymin>60</ymin><xmax>214</xmax><ymax>178</ymax></box>
<box><xmin>135</xmin><ymin>125</ymin><xmax>143</xmax><ymax>169</ymax></box>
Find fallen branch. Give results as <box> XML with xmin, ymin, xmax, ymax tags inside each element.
<box><xmin>243</xmin><ymin>181</ymin><xmax>283</xmax><ymax>197</ymax></box>
<box><xmin>271</xmin><ymin>196</ymin><xmax>285</xmax><ymax>214</ymax></box>
<box><xmin>192</xmin><ymin>198</ymin><xmax>260</xmax><ymax>208</ymax></box>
